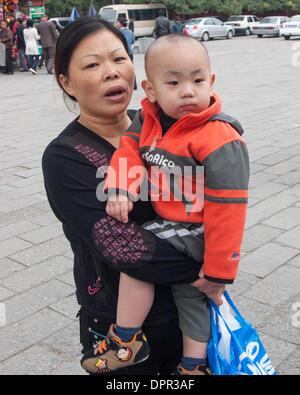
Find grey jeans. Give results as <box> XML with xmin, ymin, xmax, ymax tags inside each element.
<box><xmin>172</xmin><ymin>283</ymin><xmax>211</xmax><ymax>342</ymax></box>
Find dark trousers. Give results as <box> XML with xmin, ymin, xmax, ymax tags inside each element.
<box><xmin>79</xmin><ymin>307</ymin><xmax>182</xmax><ymax>375</ymax></box>
<box><xmin>42</xmin><ymin>46</ymin><xmax>55</xmax><ymax>72</ymax></box>
<box><xmin>5</xmin><ymin>48</ymin><xmax>13</xmax><ymax>74</ymax></box>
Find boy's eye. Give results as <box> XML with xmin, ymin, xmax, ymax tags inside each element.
<box><xmin>168</xmin><ymin>81</ymin><xmax>178</xmax><ymax>85</ymax></box>
<box><xmin>195</xmin><ymin>78</ymin><xmax>204</xmax><ymax>83</ymax></box>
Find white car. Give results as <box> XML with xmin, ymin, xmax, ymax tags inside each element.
<box><xmin>252</xmin><ymin>16</ymin><xmax>289</xmax><ymax>37</ymax></box>
<box><xmin>280</xmin><ymin>15</ymin><xmax>300</xmax><ymax>39</ymax></box>
<box><xmin>225</xmin><ymin>15</ymin><xmax>260</xmax><ymax>35</ymax></box>
<box><xmin>184</xmin><ymin>17</ymin><xmax>234</xmax><ymax>41</ymax></box>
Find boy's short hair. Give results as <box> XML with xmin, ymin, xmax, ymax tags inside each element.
<box><xmin>145</xmin><ymin>34</ymin><xmax>211</xmax><ymax>76</ymax></box>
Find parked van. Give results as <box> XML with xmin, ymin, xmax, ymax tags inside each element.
<box><xmin>99</xmin><ymin>3</ymin><xmax>168</xmax><ymax>37</ymax></box>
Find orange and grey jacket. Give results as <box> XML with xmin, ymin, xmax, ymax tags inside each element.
<box><xmin>105</xmin><ymin>93</ymin><xmax>249</xmax><ymax>283</ymax></box>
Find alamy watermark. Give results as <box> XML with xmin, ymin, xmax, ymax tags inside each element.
<box><xmin>291</xmin><ymin>42</ymin><xmax>300</xmax><ymax>67</ymax></box>
<box><xmin>0</xmin><ymin>303</ymin><xmax>6</xmax><ymax>327</ymax></box>
<box><xmin>96</xmin><ymin>159</ymin><xmax>205</xmax><ymax>213</ymax></box>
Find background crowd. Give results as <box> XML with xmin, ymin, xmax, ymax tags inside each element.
<box><xmin>0</xmin><ymin>13</ymin><xmax>58</xmax><ymax>75</ymax></box>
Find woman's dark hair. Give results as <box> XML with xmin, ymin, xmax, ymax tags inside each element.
<box><xmin>26</xmin><ymin>19</ymin><xmax>34</xmax><ymax>28</ymax></box>
<box><xmin>55</xmin><ymin>17</ymin><xmax>129</xmax><ymax>103</ymax></box>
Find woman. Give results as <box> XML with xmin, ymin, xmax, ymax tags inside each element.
<box><xmin>0</xmin><ymin>20</ymin><xmax>13</xmax><ymax>75</ymax></box>
<box><xmin>23</xmin><ymin>19</ymin><xmax>40</xmax><ymax>75</ymax></box>
<box><xmin>42</xmin><ymin>17</ymin><xmax>205</xmax><ymax>375</ymax></box>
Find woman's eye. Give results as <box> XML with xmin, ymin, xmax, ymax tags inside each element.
<box><xmin>115</xmin><ymin>57</ymin><xmax>126</xmax><ymax>62</ymax></box>
<box><xmin>86</xmin><ymin>63</ymin><xmax>98</xmax><ymax>69</ymax></box>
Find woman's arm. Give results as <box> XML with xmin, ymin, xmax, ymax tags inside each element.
<box><xmin>42</xmin><ymin>142</ymin><xmax>201</xmax><ymax>286</ymax></box>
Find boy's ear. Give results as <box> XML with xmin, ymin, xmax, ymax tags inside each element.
<box><xmin>59</xmin><ymin>74</ymin><xmax>75</xmax><ymax>98</ymax></box>
<box><xmin>141</xmin><ymin>79</ymin><xmax>156</xmax><ymax>103</ymax></box>
<box><xmin>210</xmin><ymin>73</ymin><xmax>216</xmax><ymax>97</ymax></box>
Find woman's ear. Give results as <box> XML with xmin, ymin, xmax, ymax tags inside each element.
<box><xmin>59</xmin><ymin>74</ymin><xmax>74</xmax><ymax>98</ymax></box>
<box><xmin>141</xmin><ymin>79</ymin><xmax>156</xmax><ymax>103</ymax></box>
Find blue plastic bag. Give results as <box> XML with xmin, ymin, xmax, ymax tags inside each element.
<box><xmin>208</xmin><ymin>291</ymin><xmax>276</xmax><ymax>375</ymax></box>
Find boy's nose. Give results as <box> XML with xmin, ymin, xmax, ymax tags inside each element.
<box><xmin>180</xmin><ymin>84</ymin><xmax>195</xmax><ymax>98</ymax></box>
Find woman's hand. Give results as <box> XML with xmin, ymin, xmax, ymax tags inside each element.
<box><xmin>106</xmin><ymin>194</ymin><xmax>133</xmax><ymax>223</ymax></box>
<box><xmin>190</xmin><ymin>268</ymin><xmax>225</xmax><ymax>306</ymax></box>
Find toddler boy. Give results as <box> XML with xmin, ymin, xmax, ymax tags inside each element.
<box><xmin>82</xmin><ymin>34</ymin><xmax>249</xmax><ymax>375</ymax></box>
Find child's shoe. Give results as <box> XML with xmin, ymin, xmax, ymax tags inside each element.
<box><xmin>172</xmin><ymin>363</ymin><xmax>211</xmax><ymax>375</ymax></box>
<box><xmin>81</xmin><ymin>324</ymin><xmax>150</xmax><ymax>374</ymax></box>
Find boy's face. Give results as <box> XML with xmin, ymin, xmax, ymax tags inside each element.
<box><xmin>142</xmin><ymin>39</ymin><xmax>215</xmax><ymax>120</ymax></box>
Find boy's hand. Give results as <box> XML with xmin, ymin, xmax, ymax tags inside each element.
<box><xmin>190</xmin><ymin>268</ymin><xmax>225</xmax><ymax>306</ymax></box>
<box><xmin>106</xmin><ymin>194</ymin><xmax>133</xmax><ymax>223</ymax></box>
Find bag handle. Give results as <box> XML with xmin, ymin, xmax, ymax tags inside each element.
<box><xmin>210</xmin><ymin>305</ymin><xmax>220</xmax><ymax>342</ymax></box>
<box><xmin>209</xmin><ymin>291</ymin><xmax>246</xmax><ymax>324</ymax></box>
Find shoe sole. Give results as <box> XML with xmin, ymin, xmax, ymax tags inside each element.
<box><xmin>81</xmin><ymin>353</ymin><xmax>149</xmax><ymax>374</ymax></box>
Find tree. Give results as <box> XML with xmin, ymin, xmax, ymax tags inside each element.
<box><xmin>44</xmin><ymin>0</ymin><xmax>110</xmax><ymax>17</ymax></box>
<box><xmin>25</xmin><ymin>0</ymin><xmax>300</xmax><ymax>19</ymax></box>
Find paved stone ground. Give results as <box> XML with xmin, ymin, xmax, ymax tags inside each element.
<box><xmin>0</xmin><ymin>35</ymin><xmax>299</xmax><ymax>375</ymax></box>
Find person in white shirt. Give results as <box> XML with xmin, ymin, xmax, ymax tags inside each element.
<box><xmin>23</xmin><ymin>19</ymin><xmax>40</xmax><ymax>75</ymax></box>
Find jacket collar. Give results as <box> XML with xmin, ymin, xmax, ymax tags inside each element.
<box><xmin>141</xmin><ymin>93</ymin><xmax>222</xmax><ymax>131</ymax></box>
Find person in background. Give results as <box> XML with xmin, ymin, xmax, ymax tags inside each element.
<box><xmin>155</xmin><ymin>9</ymin><xmax>170</xmax><ymax>38</ymax></box>
<box><xmin>51</xmin><ymin>20</ymin><xmax>60</xmax><ymax>35</ymax></box>
<box><xmin>8</xmin><ymin>14</ymin><xmax>17</xmax><ymax>35</ymax></box>
<box><xmin>16</xmin><ymin>17</ymin><xmax>28</xmax><ymax>72</ymax></box>
<box><xmin>171</xmin><ymin>17</ymin><xmax>183</xmax><ymax>33</ymax></box>
<box><xmin>117</xmin><ymin>17</ymin><xmax>137</xmax><ymax>90</ymax></box>
<box><xmin>128</xmin><ymin>17</ymin><xmax>134</xmax><ymax>34</ymax></box>
<box><xmin>37</xmin><ymin>14</ymin><xmax>58</xmax><ymax>74</ymax></box>
<box><xmin>23</xmin><ymin>19</ymin><xmax>40</xmax><ymax>75</ymax></box>
<box><xmin>0</xmin><ymin>20</ymin><xmax>14</xmax><ymax>75</ymax></box>
<box><xmin>0</xmin><ymin>21</ymin><xmax>6</xmax><ymax>73</ymax></box>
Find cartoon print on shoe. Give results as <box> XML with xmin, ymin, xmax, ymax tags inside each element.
<box><xmin>81</xmin><ymin>324</ymin><xmax>150</xmax><ymax>374</ymax></box>
<box><xmin>116</xmin><ymin>347</ymin><xmax>132</xmax><ymax>361</ymax></box>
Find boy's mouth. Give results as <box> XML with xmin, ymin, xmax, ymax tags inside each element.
<box><xmin>179</xmin><ymin>104</ymin><xmax>198</xmax><ymax>113</ymax></box>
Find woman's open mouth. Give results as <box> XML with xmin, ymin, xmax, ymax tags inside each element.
<box><xmin>105</xmin><ymin>86</ymin><xmax>126</xmax><ymax>102</ymax></box>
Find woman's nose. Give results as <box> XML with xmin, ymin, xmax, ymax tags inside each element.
<box><xmin>103</xmin><ymin>65</ymin><xmax>119</xmax><ymax>81</ymax></box>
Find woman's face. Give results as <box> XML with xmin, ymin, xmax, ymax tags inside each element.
<box><xmin>60</xmin><ymin>29</ymin><xmax>135</xmax><ymax>120</ymax></box>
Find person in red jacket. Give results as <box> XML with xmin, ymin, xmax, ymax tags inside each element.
<box><xmin>82</xmin><ymin>34</ymin><xmax>249</xmax><ymax>375</ymax></box>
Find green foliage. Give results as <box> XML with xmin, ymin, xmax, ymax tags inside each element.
<box><xmin>44</xmin><ymin>0</ymin><xmax>110</xmax><ymax>18</ymax></box>
<box><xmin>40</xmin><ymin>0</ymin><xmax>300</xmax><ymax>18</ymax></box>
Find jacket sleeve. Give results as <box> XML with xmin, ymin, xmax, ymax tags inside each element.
<box><xmin>34</xmin><ymin>28</ymin><xmax>40</xmax><ymax>41</ymax></box>
<box><xmin>42</xmin><ymin>142</ymin><xmax>201</xmax><ymax>286</ymax></box>
<box><xmin>50</xmin><ymin>23</ymin><xmax>58</xmax><ymax>41</ymax></box>
<box><xmin>104</xmin><ymin>115</ymin><xmax>147</xmax><ymax>201</ymax></box>
<box><xmin>196</xmin><ymin>131</ymin><xmax>249</xmax><ymax>283</ymax></box>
